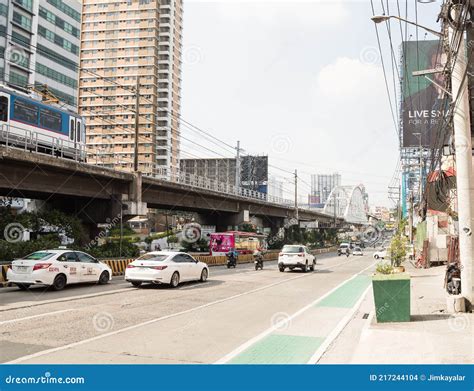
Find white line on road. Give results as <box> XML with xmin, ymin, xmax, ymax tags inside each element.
<box><xmin>6</xmin><ymin>267</ymin><xmax>324</xmax><ymax>364</ymax></box>
<box><xmin>0</xmin><ymin>255</ymin><xmax>352</xmax><ymax>311</ymax></box>
<box><xmin>307</xmin><ymin>284</ymin><xmax>372</xmax><ymax>364</ymax></box>
<box><xmin>0</xmin><ymin>309</ymin><xmax>75</xmax><ymax>326</ymax></box>
<box><xmin>215</xmin><ymin>260</ymin><xmax>376</xmax><ymax>364</ymax></box>
<box><xmin>0</xmin><ymin>286</ymin><xmax>136</xmax><ymax>313</ymax></box>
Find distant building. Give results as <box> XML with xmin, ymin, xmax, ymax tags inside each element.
<box><xmin>310</xmin><ymin>173</ymin><xmax>341</xmax><ymax>207</ymax></box>
<box><xmin>371</xmin><ymin>206</ymin><xmax>391</xmax><ymax>222</ymax></box>
<box><xmin>0</xmin><ymin>0</ymin><xmax>82</xmax><ymax>108</ymax></box>
<box><xmin>180</xmin><ymin>158</ymin><xmax>237</xmax><ymax>184</ymax></box>
<box><xmin>268</xmin><ymin>177</ymin><xmax>284</xmax><ymax>199</ymax></box>
<box><xmin>180</xmin><ymin>156</ymin><xmax>268</xmax><ymax>193</ymax></box>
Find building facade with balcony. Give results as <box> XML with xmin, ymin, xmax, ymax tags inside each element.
<box><xmin>79</xmin><ymin>0</ymin><xmax>183</xmax><ymax>177</ymax></box>
<box><xmin>0</xmin><ymin>0</ymin><xmax>81</xmax><ymax>109</ymax></box>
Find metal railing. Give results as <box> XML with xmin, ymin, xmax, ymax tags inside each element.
<box><xmin>0</xmin><ymin>124</ymin><xmax>86</xmax><ymax>161</ymax></box>
<box><xmin>147</xmin><ymin>166</ymin><xmax>299</xmax><ymax>209</ymax></box>
<box><xmin>0</xmin><ymin>125</ymin><xmax>330</xmax><ymax>214</ymax></box>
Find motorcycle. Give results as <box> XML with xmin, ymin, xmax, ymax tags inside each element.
<box><xmin>445</xmin><ymin>263</ymin><xmax>461</xmax><ymax>295</ymax></box>
<box><xmin>226</xmin><ymin>252</ymin><xmax>237</xmax><ymax>268</ymax></box>
<box><xmin>253</xmin><ymin>251</ymin><xmax>264</xmax><ymax>270</ymax></box>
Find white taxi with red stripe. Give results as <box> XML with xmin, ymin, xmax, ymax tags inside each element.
<box><xmin>7</xmin><ymin>249</ymin><xmax>112</xmax><ymax>291</ymax></box>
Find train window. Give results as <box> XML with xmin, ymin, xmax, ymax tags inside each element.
<box><xmin>0</xmin><ymin>96</ymin><xmax>8</xmax><ymax>122</ymax></box>
<box><xmin>39</xmin><ymin>108</ymin><xmax>62</xmax><ymax>132</ymax></box>
<box><xmin>12</xmin><ymin>99</ymin><xmax>38</xmax><ymax>125</ymax></box>
<box><xmin>76</xmin><ymin>119</ymin><xmax>81</xmax><ymax>142</ymax></box>
<box><xmin>69</xmin><ymin>118</ymin><xmax>75</xmax><ymax>141</ymax></box>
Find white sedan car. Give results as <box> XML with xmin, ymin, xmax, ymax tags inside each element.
<box><xmin>278</xmin><ymin>245</ymin><xmax>316</xmax><ymax>272</ymax></box>
<box><xmin>373</xmin><ymin>249</ymin><xmax>388</xmax><ymax>260</ymax></box>
<box><xmin>125</xmin><ymin>251</ymin><xmax>209</xmax><ymax>288</ymax></box>
<box><xmin>353</xmin><ymin>247</ymin><xmax>364</xmax><ymax>256</ymax></box>
<box><xmin>7</xmin><ymin>250</ymin><xmax>112</xmax><ymax>291</ymax></box>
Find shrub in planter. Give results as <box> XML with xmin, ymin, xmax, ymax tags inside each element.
<box><xmin>389</xmin><ymin>235</ymin><xmax>408</xmax><ymax>269</ymax></box>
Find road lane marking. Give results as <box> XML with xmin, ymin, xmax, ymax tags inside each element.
<box><xmin>0</xmin><ymin>286</ymin><xmax>136</xmax><ymax>313</ymax></box>
<box><xmin>0</xmin><ymin>309</ymin><xmax>75</xmax><ymax>326</ymax></box>
<box><xmin>7</xmin><ymin>268</ymin><xmax>326</xmax><ymax>363</ymax></box>
<box><xmin>215</xmin><ymin>261</ymin><xmax>376</xmax><ymax>364</ymax></box>
<box><xmin>0</xmin><ymin>254</ymin><xmax>355</xmax><ymax>311</ymax></box>
<box><xmin>307</xmin><ymin>284</ymin><xmax>372</xmax><ymax>364</ymax></box>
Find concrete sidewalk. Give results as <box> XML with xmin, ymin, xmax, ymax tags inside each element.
<box><xmin>320</xmin><ymin>264</ymin><xmax>473</xmax><ymax>364</ymax></box>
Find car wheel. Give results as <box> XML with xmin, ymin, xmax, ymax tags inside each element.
<box><xmin>374</xmin><ymin>255</ymin><xmax>379</xmax><ymax>260</ymax></box>
<box><xmin>98</xmin><ymin>271</ymin><xmax>109</xmax><ymax>285</ymax></box>
<box><xmin>279</xmin><ymin>266</ymin><xmax>285</xmax><ymax>272</ymax></box>
<box><xmin>131</xmin><ymin>281</ymin><xmax>142</xmax><ymax>287</ymax></box>
<box><xmin>310</xmin><ymin>261</ymin><xmax>315</xmax><ymax>271</ymax></box>
<box><xmin>16</xmin><ymin>283</ymin><xmax>30</xmax><ymax>290</ymax></box>
<box><xmin>302</xmin><ymin>262</ymin><xmax>308</xmax><ymax>273</ymax></box>
<box><xmin>52</xmin><ymin>274</ymin><xmax>67</xmax><ymax>291</ymax></box>
<box><xmin>170</xmin><ymin>272</ymin><xmax>180</xmax><ymax>288</ymax></box>
<box><xmin>200</xmin><ymin>268</ymin><xmax>208</xmax><ymax>282</ymax></box>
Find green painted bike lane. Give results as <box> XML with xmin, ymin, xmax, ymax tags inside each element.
<box><xmin>229</xmin><ymin>275</ymin><xmax>371</xmax><ymax>364</ymax></box>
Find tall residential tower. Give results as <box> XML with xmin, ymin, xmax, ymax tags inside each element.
<box><xmin>310</xmin><ymin>172</ymin><xmax>342</xmax><ymax>207</ymax></box>
<box><xmin>79</xmin><ymin>0</ymin><xmax>183</xmax><ymax>176</ymax></box>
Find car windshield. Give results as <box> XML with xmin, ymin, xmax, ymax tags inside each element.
<box><xmin>339</xmin><ymin>244</ymin><xmax>348</xmax><ymax>248</ymax></box>
<box><xmin>136</xmin><ymin>254</ymin><xmax>168</xmax><ymax>262</ymax></box>
<box><xmin>22</xmin><ymin>252</ymin><xmax>55</xmax><ymax>260</ymax></box>
<box><xmin>354</xmin><ymin>248</ymin><xmax>361</xmax><ymax>251</ymax></box>
<box><xmin>282</xmin><ymin>245</ymin><xmax>303</xmax><ymax>253</ymax></box>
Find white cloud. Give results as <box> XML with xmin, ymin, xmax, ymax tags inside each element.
<box><xmin>316</xmin><ymin>57</ymin><xmax>384</xmax><ymax>99</ymax></box>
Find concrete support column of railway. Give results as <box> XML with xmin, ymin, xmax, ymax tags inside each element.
<box><xmin>121</xmin><ymin>172</ymin><xmax>147</xmax><ymax>218</ymax></box>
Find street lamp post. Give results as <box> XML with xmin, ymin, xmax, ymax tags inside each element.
<box><xmin>370</xmin><ymin>15</ymin><xmax>443</xmax><ymax>37</ymax></box>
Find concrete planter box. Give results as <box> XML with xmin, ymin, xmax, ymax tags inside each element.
<box><xmin>372</xmin><ymin>273</ymin><xmax>411</xmax><ymax>323</ymax></box>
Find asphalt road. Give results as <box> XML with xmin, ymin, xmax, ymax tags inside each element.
<box><xmin>0</xmin><ymin>252</ymin><xmax>338</xmax><ymax>307</ymax></box>
<box><xmin>0</xmin><ymin>251</ymin><xmax>376</xmax><ymax>364</ymax></box>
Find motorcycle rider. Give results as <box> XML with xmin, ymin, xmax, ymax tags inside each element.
<box><xmin>226</xmin><ymin>247</ymin><xmax>238</xmax><ymax>268</ymax></box>
<box><xmin>253</xmin><ymin>248</ymin><xmax>264</xmax><ymax>270</ymax></box>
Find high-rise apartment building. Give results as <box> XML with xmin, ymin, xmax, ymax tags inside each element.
<box><xmin>310</xmin><ymin>172</ymin><xmax>341</xmax><ymax>206</ymax></box>
<box><xmin>0</xmin><ymin>0</ymin><xmax>82</xmax><ymax>108</ymax></box>
<box><xmin>79</xmin><ymin>0</ymin><xmax>183</xmax><ymax>176</ymax></box>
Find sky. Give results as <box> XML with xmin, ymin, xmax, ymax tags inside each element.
<box><xmin>179</xmin><ymin>0</ymin><xmax>443</xmax><ymax>207</ymax></box>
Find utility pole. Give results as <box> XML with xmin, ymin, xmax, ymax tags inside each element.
<box><xmin>235</xmin><ymin>140</ymin><xmax>241</xmax><ymax>189</ymax></box>
<box><xmin>448</xmin><ymin>1</ymin><xmax>473</xmax><ymax>310</ymax></box>
<box><xmin>294</xmin><ymin>169</ymin><xmax>299</xmax><ymax>221</ymax></box>
<box><xmin>408</xmin><ymin>192</ymin><xmax>413</xmax><ymax>244</ymax></box>
<box><xmin>333</xmin><ymin>191</ymin><xmax>337</xmax><ymax>228</ymax></box>
<box><xmin>133</xmin><ymin>76</ymin><xmax>140</xmax><ymax>173</ymax></box>
<box><xmin>413</xmin><ymin>132</ymin><xmax>423</xmax><ymax>202</ymax></box>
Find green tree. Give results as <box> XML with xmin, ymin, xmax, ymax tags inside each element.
<box><xmin>180</xmin><ymin>238</ymin><xmax>209</xmax><ymax>253</ymax></box>
<box><xmin>239</xmin><ymin>223</ymin><xmax>257</xmax><ymax>233</ymax></box>
<box><xmin>85</xmin><ymin>241</ymin><xmax>139</xmax><ymax>259</ymax></box>
<box><xmin>167</xmin><ymin>235</ymin><xmax>179</xmax><ymax>244</ymax></box>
